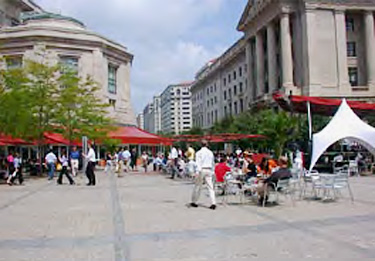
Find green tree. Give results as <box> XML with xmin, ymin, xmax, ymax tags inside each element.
<box><xmin>54</xmin><ymin>69</ymin><xmax>114</xmax><ymax>145</ymax></box>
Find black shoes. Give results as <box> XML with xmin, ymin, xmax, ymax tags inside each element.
<box><xmin>209</xmin><ymin>205</ymin><xmax>216</xmax><ymax>210</ymax></box>
<box><xmin>189</xmin><ymin>203</ymin><xmax>198</xmax><ymax>208</ymax></box>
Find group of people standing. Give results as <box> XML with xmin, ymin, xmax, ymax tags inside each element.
<box><xmin>104</xmin><ymin>147</ymin><xmax>140</xmax><ymax>174</ymax></box>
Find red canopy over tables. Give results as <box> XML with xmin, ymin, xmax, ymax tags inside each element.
<box><xmin>273</xmin><ymin>93</ymin><xmax>375</xmax><ymax>116</ymax></box>
<box><xmin>109</xmin><ymin>126</ymin><xmax>172</xmax><ymax>145</ymax></box>
<box><xmin>43</xmin><ymin>132</ymin><xmax>81</xmax><ymax>146</ymax></box>
<box><xmin>172</xmin><ymin>133</ymin><xmax>266</xmax><ymax>143</ymax></box>
<box><xmin>0</xmin><ymin>135</ymin><xmax>33</xmax><ymax>146</ymax></box>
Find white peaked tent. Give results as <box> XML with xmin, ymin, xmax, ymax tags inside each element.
<box><xmin>310</xmin><ymin>99</ymin><xmax>375</xmax><ymax>171</ymax></box>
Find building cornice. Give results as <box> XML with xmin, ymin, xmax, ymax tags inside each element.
<box><xmin>0</xmin><ymin>26</ymin><xmax>133</xmax><ymax>63</ymax></box>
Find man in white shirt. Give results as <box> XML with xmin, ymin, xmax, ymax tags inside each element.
<box><xmin>190</xmin><ymin>140</ymin><xmax>216</xmax><ymax>210</ymax></box>
<box><xmin>170</xmin><ymin>146</ymin><xmax>179</xmax><ymax>179</ymax></box>
<box><xmin>122</xmin><ymin>147</ymin><xmax>131</xmax><ymax>172</ymax></box>
<box><xmin>45</xmin><ymin>150</ymin><xmax>57</xmax><ymax>180</ymax></box>
<box><xmin>83</xmin><ymin>143</ymin><xmax>96</xmax><ymax>186</ymax></box>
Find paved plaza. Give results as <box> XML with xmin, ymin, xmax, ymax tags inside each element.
<box><xmin>0</xmin><ymin>170</ymin><xmax>375</xmax><ymax>260</ymax></box>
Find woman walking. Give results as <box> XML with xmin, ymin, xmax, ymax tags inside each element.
<box><xmin>57</xmin><ymin>152</ymin><xmax>75</xmax><ymax>185</ymax></box>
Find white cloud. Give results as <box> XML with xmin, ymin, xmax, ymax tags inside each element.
<box><xmin>35</xmin><ymin>0</ymin><xmax>243</xmax><ymax>113</ymax></box>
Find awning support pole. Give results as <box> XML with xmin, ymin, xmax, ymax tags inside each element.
<box><xmin>307</xmin><ymin>101</ymin><xmax>312</xmax><ymax>141</ymax></box>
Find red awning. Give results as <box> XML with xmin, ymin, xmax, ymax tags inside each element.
<box><xmin>109</xmin><ymin>126</ymin><xmax>172</xmax><ymax>145</ymax></box>
<box><xmin>172</xmin><ymin>133</ymin><xmax>266</xmax><ymax>143</ymax></box>
<box><xmin>0</xmin><ymin>135</ymin><xmax>33</xmax><ymax>145</ymax></box>
<box><xmin>43</xmin><ymin>132</ymin><xmax>81</xmax><ymax>146</ymax></box>
<box><xmin>273</xmin><ymin>93</ymin><xmax>375</xmax><ymax>116</ymax></box>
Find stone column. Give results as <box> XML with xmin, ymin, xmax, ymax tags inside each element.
<box><xmin>267</xmin><ymin>22</ymin><xmax>278</xmax><ymax>92</ymax></box>
<box><xmin>364</xmin><ymin>11</ymin><xmax>375</xmax><ymax>87</ymax></box>
<box><xmin>246</xmin><ymin>39</ymin><xmax>255</xmax><ymax>101</ymax></box>
<box><xmin>335</xmin><ymin>10</ymin><xmax>350</xmax><ymax>91</ymax></box>
<box><xmin>280</xmin><ymin>13</ymin><xmax>294</xmax><ymax>88</ymax></box>
<box><xmin>256</xmin><ymin>32</ymin><xmax>265</xmax><ymax>96</ymax></box>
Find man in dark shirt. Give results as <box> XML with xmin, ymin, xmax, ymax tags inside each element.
<box><xmin>257</xmin><ymin>156</ymin><xmax>291</xmax><ymax>204</ymax></box>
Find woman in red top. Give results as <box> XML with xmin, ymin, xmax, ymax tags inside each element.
<box><xmin>215</xmin><ymin>157</ymin><xmax>231</xmax><ymax>183</ymax></box>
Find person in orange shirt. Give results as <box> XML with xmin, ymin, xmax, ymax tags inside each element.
<box><xmin>259</xmin><ymin>156</ymin><xmax>278</xmax><ymax>176</ymax></box>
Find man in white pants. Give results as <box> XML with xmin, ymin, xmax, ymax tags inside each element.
<box><xmin>189</xmin><ymin>140</ymin><xmax>216</xmax><ymax>210</ymax></box>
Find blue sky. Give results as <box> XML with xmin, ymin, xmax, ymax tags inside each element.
<box><xmin>35</xmin><ymin>0</ymin><xmax>248</xmax><ymax>114</ymax></box>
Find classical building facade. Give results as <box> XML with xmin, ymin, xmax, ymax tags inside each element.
<box><xmin>0</xmin><ymin>0</ymin><xmax>42</xmax><ymax>27</ymax></box>
<box><xmin>0</xmin><ymin>12</ymin><xmax>135</xmax><ymax>125</ymax></box>
<box><xmin>238</xmin><ymin>0</ymin><xmax>375</xmax><ymax>103</ymax></box>
<box><xmin>191</xmin><ymin>39</ymin><xmax>248</xmax><ymax>129</ymax></box>
<box><xmin>160</xmin><ymin>82</ymin><xmax>192</xmax><ymax>134</ymax></box>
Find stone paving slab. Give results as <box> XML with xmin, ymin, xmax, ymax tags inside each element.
<box><xmin>0</xmin><ymin>170</ymin><xmax>374</xmax><ymax>260</ymax></box>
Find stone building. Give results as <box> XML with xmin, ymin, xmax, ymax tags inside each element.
<box><xmin>160</xmin><ymin>82</ymin><xmax>192</xmax><ymax>134</ymax></box>
<box><xmin>0</xmin><ymin>0</ymin><xmax>42</xmax><ymax>27</ymax></box>
<box><xmin>238</xmin><ymin>0</ymin><xmax>375</xmax><ymax>103</ymax></box>
<box><xmin>191</xmin><ymin>39</ymin><xmax>248</xmax><ymax>129</ymax></box>
<box><xmin>142</xmin><ymin>95</ymin><xmax>162</xmax><ymax>134</ymax></box>
<box><xmin>136</xmin><ymin>113</ymin><xmax>144</xmax><ymax>130</ymax></box>
<box><xmin>0</xmin><ymin>11</ymin><xmax>135</xmax><ymax>125</ymax></box>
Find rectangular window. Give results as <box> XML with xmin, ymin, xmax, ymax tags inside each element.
<box><xmin>348</xmin><ymin>67</ymin><xmax>358</xmax><ymax>86</ymax></box>
<box><xmin>229</xmin><ymin>89</ymin><xmax>232</xmax><ymax>98</ymax></box>
<box><xmin>347</xmin><ymin>42</ymin><xmax>356</xmax><ymax>57</ymax></box>
<box><xmin>215</xmin><ymin>110</ymin><xmax>218</xmax><ymax>122</ymax></box>
<box><xmin>228</xmin><ymin>74</ymin><xmax>231</xmax><ymax>83</ymax></box>
<box><xmin>206</xmin><ymin>88</ymin><xmax>209</xmax><ymax>95</ymax></box>
<box><xmin>240</xmin><ymin>99</ymin><xmax>244</xmax><ymax>113</ymax></box>
<box><xmin>224</xmin><ymin>106</ymin><xmax>227</xmax><ymax>116</ymax></box>
<box><xmin>210</xmin><ymin>86</ymin><xmax>213</xmax><ymax>93</ymax></box>
<box><xmin>233</xmin><ymin>71</ymin><xmax>237</xmax><ymax>80</ymax></box>
<box><xmin>234</xmin><ymin>101</ymin><xmax>238</xmax><ymax>114</ymax></box>
<box><xmin>60</xmin><ymin>56</ymin><xmax>79</xmax><ymax>73</ymax></box>
<box><xmin>109</xmin><ymin>99</ymin><xmax>116</xmax><ymax>108</ymax></box>
<box><xmin>234</xmin><ymin>85</ymin><xmax>237</xmax><ymax>95</ymax></box>
<box><xmin>223</xmin><ymin>78</ymin><xmax>226</xmax><ymax>86</ymax></box>
<box><xmin>346</xmin><ymin>17</ymin><xmax>355</xmax><ymax>32</ymax></box>
<box><xmin>108</xmin><ymin>64</ymin><xmax>117</xmax><ymax>94</ymax></box>
<box><xmin>214</xmin><ymin>84</ymin><xmax>217</xmax><ymax>92</ymax></box>
<box><xmin>6</xmin><ymin>56</ymin><xmax>23</xmax><ymax>69</ymax></box>
<box><xmin>239</xmin><ymin>66</ymin><xmax>242</xmax><ymax>77</ymax></box>
<box><xmin>207</xmin><ymin>100</ymin><xmax>210</xmax><ymax>107</ymax></box>
<box><xmin>214</xmin><ymin>96</ymin><xmax>217</xmax><ymax>104</ymax></box>
<box><xmin>224</xmin><ymin>91</ymin><xmax>227</xmax><ymax>100</ymax></box>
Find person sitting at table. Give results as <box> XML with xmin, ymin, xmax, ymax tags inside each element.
<box><xmin>259</xmin><ymin>156</ymin><xmax>278</xmax><ymax>176</ymax></box>
<box><xmin>215</xmin><ymin>156</ymin><xmax>231</xmax><ymax>184</ymax></box>
<box><xmin>257</xmin><ymin>156</ymin><xmax>292</xmax><ymax>205</ymax></box>
<box><xmin>243</xmin><ymin>151</ymin><xmax>257</xmax><ymax>181</ymax></box>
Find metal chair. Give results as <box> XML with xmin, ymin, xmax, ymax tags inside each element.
<box><xmin>300</xmin><ymin>169</ymin><xmax>320</xmax><ymax>199</ymax></box>
<box><xmin>263</xmin><ymin>178</ymin><xmax>294</xmax><ymax>207</ymax></box>
<box><xmin>333</xmin><ymin>171</ymin><xmax>354</xmax><ymax>202</ymax></box>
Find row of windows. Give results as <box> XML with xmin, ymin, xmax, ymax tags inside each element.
<box><xmin>223</xmin><ymin>66</ymin><xmax>244</xmax><ymax>87</ymax></box>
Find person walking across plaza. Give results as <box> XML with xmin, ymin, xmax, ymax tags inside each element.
<box><xmin>57</xmin><ymin>151</ymin><xmax>75</xmax><ymax>185</ymax></box>
<box><xmin>189</xmin><ymin>140</ymin><xmax>216</xmax><ymax>210</ymax></box>
<box><xmin>7</xmin><ymin>153</ymin><xmax>23</xmax><ymax>185</ymax></box>
<box><xmin>130</xmin><ymin>148</ymin><xmax>138</xmax><ymax>171</ymax></box>
<box><xmin>186</xmin><ymin>143</ymin><xmax>196</xmax><ymax>178</ymax></box>
<box><xmin>45</xmin><ymin>150</ymin><xmax>57</xmax><ymax>180</ymax></box>
<box><xmin>122</xmin><ymin>147</ymin><xmax>131</xmax><ymax>172</ymax></box>
<box><xmin>70</xmin><ymin>146</ymin><xmax>80</xmax><ymax>177</ymax></box>
<box><xmin>141</xmin><ymin>151</ymin><xmax>149</xmax><ymax>173</ymax></box>
<box><xmin>83</xmin><ymin>143</ymin><xmax>96</xmax><ymax>186</ymax></box>
<box><xmin>170</xmin><ymin>146</ymin><xmax>179</xmax><ymax>179</ymax></box>
<box><xmin>104</xmin><ymin>152</ymin><xmax>113</xmax><ymax>173</ymax></box>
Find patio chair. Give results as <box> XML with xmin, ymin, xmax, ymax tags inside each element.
<box><xmin>300</xmin><ymin>169</ymin><xmax>320</xmax><ymax>199</ymax></box>
<box><xmin>349</xmin><ymin>160</ymin><xmax>359</xmax><ymax>176</ymax></box>
<box><xmin>222</xmin><ymin>172</ymin><xmax>245</xmax><ymax>204</ymax></box>
<box><xmin>333</xmin><ymin>171</ymin><xmax>354</xmax><ymax>202</ymax></box>
<box><xmin>263</xmin><ymin>178</ymin><xmax>294</xmax><ymax>207</ymax></box>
